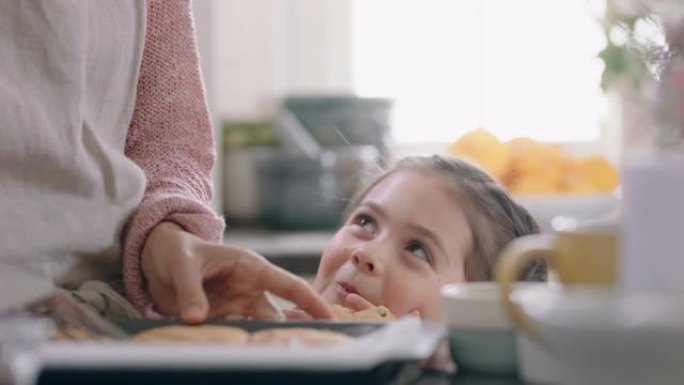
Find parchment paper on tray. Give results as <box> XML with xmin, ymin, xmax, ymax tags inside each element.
<box><xmin>36</xmin><ymin>317</ymin><xmax>446</xmax><ymax>371</ymax></box>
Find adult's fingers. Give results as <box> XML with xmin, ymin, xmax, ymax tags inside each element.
<box><xmin>283</xmin><ymin>308</ymin><xmax>313</xmax><ymax>320</ymax></box>
<box><xmin>258</xmin><ymin>263</ymin><xmax>333</xmax><ymax>319</ymax></box>
<box><xmin>170</xmin><ymin>259</ymin><xmax>209</xmax><ymax>324</ymax></box>
<box><xmin>245</xmin><ymin>292</ymin><xmax>285</xmax><ymax>321</ymax></box>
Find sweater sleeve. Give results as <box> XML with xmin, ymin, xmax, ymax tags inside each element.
<box><xmin>122</xmin><ymin>0</ymin><xmax>225</xmax><ymax>313</ymax></box>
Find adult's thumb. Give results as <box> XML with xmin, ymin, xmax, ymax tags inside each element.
<box><xmin>173</xmin><ymin>267</ymin><xmax>209</xmax><ymax>324</ymax></box>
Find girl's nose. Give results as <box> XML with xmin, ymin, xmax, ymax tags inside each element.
<box><xmin>349</xmin><ymin>247</ymin><xmax>384</xmax><ymax>276</ymax></box>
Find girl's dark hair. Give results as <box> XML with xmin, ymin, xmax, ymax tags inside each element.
<box><xmin>344</xmin><ymin>154</ymin><xmax>545</xmax><ymax>281</ymax></box>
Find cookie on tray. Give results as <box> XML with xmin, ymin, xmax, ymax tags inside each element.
<box><xmin>250</xmin><ymin>327</ymin><xmax>353</xmax><ymax>346</ymax></box>
<box><xmin>131</xmin><ymin>325</ymin><xmax>250</xmax><ymax>344</ymax></box>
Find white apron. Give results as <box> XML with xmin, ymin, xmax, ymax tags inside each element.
<box><xmin>0</xmin><ymin>0</ymin><xmax>146</xmax><ymax>310</ymax></box>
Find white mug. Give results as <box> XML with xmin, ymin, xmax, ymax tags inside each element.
<box><xmin>621</xmin><ymin>152</ymin><xmax>684</xmax><ymax>295</ymax></box>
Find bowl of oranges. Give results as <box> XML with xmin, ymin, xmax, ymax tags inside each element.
<box><xmin>447</xmin><ymin>129</ymin><xmax>619</xmax><ymax>231</ymax></box>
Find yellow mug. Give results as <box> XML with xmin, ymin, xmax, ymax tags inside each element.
<box><xmin>495</xmin><ymin>228</ymin><xmax>618</xmax><ymax>340</ymax></box>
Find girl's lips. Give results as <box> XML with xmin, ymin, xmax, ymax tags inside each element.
<box><xmin>336</xmin><ymin>281</ymin><xmax>360</xmax><ymax>296</ymax></box>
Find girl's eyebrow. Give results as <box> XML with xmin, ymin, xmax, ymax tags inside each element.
<box><xmin>359</xmin><ymin>201</ymin><xmax>450</xmax><ymax>265</ymax></box>
<box><xmin>358</xmin><ymin>201</ymin><xmax>386</xmax><ymax>219</ymax></box>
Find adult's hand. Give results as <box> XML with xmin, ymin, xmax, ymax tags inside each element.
<box><xmin>141</xmin><ymin>222</ymin><xmax>333</xmax><ymax>324</ymax></box>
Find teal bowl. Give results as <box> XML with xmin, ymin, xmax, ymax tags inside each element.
<box><xmin>441</xmin><ymin>282</ymin><xmax>524</xmax><ymax>376</ymax></box>
<box><xmin>448</xmin><ymin>327</ymin><xmax>518</xmax><ymax>375</ymax></box>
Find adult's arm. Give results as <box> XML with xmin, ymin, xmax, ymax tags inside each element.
<box><xmin>122</xmin><ymin>0</ymin><xmax>224</xmax><ymax>314</ymax></box>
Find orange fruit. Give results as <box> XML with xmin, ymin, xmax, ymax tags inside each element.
<box><xmin>576</xmin><ymin>156</ymin><xmax>619</xmax><ymax>192</ymax></box>
<box><xmin>509</xmin><ymin>139</ymin><xmax>571</xmax><ymax>191</ymax></box>
<box><xmin>508</xmin><ymin>176</ymin><xmax>559</xmax><ymax>195</ymax></box>
<box><xmin>448</xmin><ymin>129</ymin><xmax>510</xmax><ymax>179</ymax></box>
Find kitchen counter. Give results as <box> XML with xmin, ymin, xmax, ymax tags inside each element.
<box><xmin>223</xmin><ymin>228</ymin><xmax>333</xmax><ymax>275</ymax></box>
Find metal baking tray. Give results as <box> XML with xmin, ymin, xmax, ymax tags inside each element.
<box><xmin>36</xmin><ymin>318</ymin><xmax>446</xmax><ymax>385</ymax></box>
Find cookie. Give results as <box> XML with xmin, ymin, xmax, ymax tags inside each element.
<box><xmin>131</xmin><ymin>325</ymin><xmax>250</xmax><ymax>344</ymax></box>
<box><xmin>330</xmin><ymin>304</ymin><xmax>396</xmax><ymax>321</ymax></box>
<box><xmin>249</xmin><ymin>327</ymin><xmax>353</xmax><ymax>346</ymax></box>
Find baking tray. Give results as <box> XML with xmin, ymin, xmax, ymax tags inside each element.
<box><xmin>36</xmin><ymin>318</ymin><xmax>446</xmax><ymax>385</ymax></box>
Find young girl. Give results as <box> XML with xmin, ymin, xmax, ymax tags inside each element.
<box><xmin>313</xmin><ymin>154</ymin><xmax>544</xmax><ymax>320</ymax></box>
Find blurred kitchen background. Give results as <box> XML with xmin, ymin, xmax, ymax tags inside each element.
<box><xmin>190</xmin><ymin>0</ymin><xmax>654</xmax><ymax>274</ymax></box>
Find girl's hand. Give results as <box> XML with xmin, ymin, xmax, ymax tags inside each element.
<box><xmin>343</xmin><ymin>293</ymin><xmax>376</xmax><ymax>311</ymax></box>
<box><xmin>141</xmin><ymin>222</ymin><xmax>333</xmax><ymax>323</ymax></box>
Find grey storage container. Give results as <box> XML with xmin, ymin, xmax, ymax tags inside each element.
<box><xmin>256</xmin><ymin>146</ymin><xmax>380</xmax><ymax>230</ymax></box>
<box><xmin>283</xmin><ymin>96</ymin><xmax>393</xmax><ymax>163</ymax></box>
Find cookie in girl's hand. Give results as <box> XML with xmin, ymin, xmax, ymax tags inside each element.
<box><xmin>330</xmin><ymin>304</ymin><xmax>396</xmax><ymax>321</ymax></box>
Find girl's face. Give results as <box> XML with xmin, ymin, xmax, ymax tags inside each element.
<box><xmin>313</xmin><ymin>170</ymin><xmax>473</xmax><ymax>320</ymax></box>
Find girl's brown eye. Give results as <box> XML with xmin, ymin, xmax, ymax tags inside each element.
<box><xmin>406</xmin><ymin>241</ymin><xmax>430</xmax><ymax>263</ymax></box>
<box><xmin>354</xmin><ymin>214</ymin><xmax>376</xmax><ymax>233</ymax></box>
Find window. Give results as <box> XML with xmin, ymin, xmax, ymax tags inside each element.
<box><xmin>352</xmin><ymin>0</ymin><xmax>608</xmax><ymax>144</ymax></box>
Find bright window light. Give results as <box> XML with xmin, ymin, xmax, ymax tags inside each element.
<box><xmin>352</xmin><ymin>0</ymin><xmax>608</xmax><ymax>144</ymax></box>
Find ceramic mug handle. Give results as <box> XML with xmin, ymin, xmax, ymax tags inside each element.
<box><xmin>496</xmin><ymin>234</ymin><xmax>555</xmax><ymax>344</ymax></box>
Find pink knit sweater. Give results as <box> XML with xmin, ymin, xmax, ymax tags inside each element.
<box><xmin>122</xmin><ymin>0</ymin><xmax>225</xmax><ymax>313</ymax></box>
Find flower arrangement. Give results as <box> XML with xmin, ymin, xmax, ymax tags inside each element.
<box><xmin>599</xmin><ymin>0</ymin><xmax>684</xmax><ymax>148</ymax></box>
